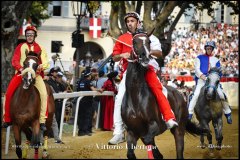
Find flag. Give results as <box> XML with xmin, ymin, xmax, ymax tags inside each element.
<box><xmin>19</xmin><ymin>19</ymin><xmax>31</xmax><ymax>36</ymax></box>
<box><xmin>89</xmin><ymin>18</ymin><xmax>101</xmax><ymax>39</ymax></box>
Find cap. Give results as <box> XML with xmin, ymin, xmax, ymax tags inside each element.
<box><xmin>49</xmin><ymin>67</ymin><xmax>60</xmax><ymax>74</ymax></box>
<box><xmin>57</xmin><ymin>71</ymin><xmax>63</xmax><ymax>76</ymax></box>
<box><xmin>83</xmin><ymin>69</ymin><xmax>92</xmax><ymax>77</ymax></box>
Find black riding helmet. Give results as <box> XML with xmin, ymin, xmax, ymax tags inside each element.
<box><xmin>124</xmin><ymin>12</ymin><xmax>142</xmax><ymax>31</ymax></box>
<box><xmin>124</xmin><ymin>12</ymin><xmax>140</xmax><ymax>23</ymax></box>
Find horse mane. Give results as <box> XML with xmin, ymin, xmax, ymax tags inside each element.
<box><xmin>209</xmin><ymin>67</ymin><xmax>221</xmax><ymax>74</ymax></box>
<box><xmin>133</xmin><ymin>28</ymin><xmax>147</xmax><ymax>36</ymax></box>
<box><xmin>27</xmin><ymin>51</ymin><xmax>39</xmax><ymax>57</ymax></box>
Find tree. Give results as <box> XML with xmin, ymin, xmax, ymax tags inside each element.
<box><xmin>108</xmin><ymin>1</ymin><xmax>239</xmax><ymax>66</ymax></box>
<box><xmin>1</xmin><ymin>1</ymin><xmax>51</xmax><ymax>92</ymax></box>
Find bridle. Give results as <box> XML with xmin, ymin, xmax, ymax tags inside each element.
<box><xmin>21</xmin><ymin>55</ymin><xmax>39</xmax><ymax>89</ymax></box>
<box><xmin>128</xmin><ymin>33</ymin><xmax>151</xmax><ymax>66</ymax></box>
<box><xmin>205</xmin><ymin>71</ymin><xmax>220</xmax><ymax>90</ymax></box>
<box><xmin>204</xmin><ymin>70</ymin><xmax>221</xmax><ymax>99</ymax></box>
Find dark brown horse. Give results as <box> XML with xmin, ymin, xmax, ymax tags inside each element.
<box><xmin>10</xmin><ymin>51</ymin><xmax>55</xmax><ymax>159</ymax></box>
<box><xmin>121</xmin><ymin>29</ymin><xmax>207</xmax><ymax>159</ymax></box>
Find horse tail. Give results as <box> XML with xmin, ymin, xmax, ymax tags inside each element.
<box><xmin>185</xmin><ymin>119</ymin><xmax>209</xmax><ymax>136</ymax></box>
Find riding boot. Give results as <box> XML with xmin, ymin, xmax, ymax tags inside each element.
<box><xmin>2</xmin><ymin>122</ymin><xmax>12</xmax><ymax>128</ymax></box>
<box><xmin>224</xmin><ymin>113</ymin><xmax>232</xmax><ymax>124</ymax></box>
<box><xmin>188</xmin><ymin>114</ymin><xmax>193</xmax><ymax>120</ymax></box>
<box><xmin>40</xmin><ymin>123</ymin><xmax>47</xmax><ymax>131</ymax></box>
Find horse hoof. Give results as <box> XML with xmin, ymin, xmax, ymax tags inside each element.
<box><xmin>42</xmin><ymin>151</ymin><xmax>49</xmax><ymax>159</ymax></box>
<box><xmin>216</xmin><ymin>146</ymin><xmax>222</xmax><ymax>150</ymax></box>
<box><xmin>200</xmin><ymin>143</ymin><xmax>206</xmax><ymax>149</ymax></box>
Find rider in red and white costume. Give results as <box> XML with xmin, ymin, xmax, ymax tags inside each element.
<box><xmin>2</xmin><ymin>26</ymin><xmax>50</xmax><ymax>131</ymax></box>
<box><xmin>108</xmin><ymin>12</ymin><xmax>178</xmax><ymax>145</ymax></box>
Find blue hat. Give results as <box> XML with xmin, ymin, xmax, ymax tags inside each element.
<box><xmin>204</xmin><ymin>41</ymin><xmax>216</xmax><ymax>50</ymax></box>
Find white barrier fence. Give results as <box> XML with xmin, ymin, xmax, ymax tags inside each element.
<box><xmin>5</xmin><ymin>91</ymin><xmax>114</xmax><ymax>155</ymax></box>
<box><xmin>53</xmin><ymin>91</ymin><xmax>114</xmax><ymax>139</ymax></box>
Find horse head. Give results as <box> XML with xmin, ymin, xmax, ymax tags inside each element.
<box><xmin>204</xmin><ymin>67</ymin><xmax>221</xmax><ymax>100</ymax></box>
<box><xmin>131</xmin><ymin>28</ymin><xmax>154</xmax><ymax>67</ymax></box>
<box><xmin>21</xmin><ymin>50</ymin><xmax>41</xmax><ymax>89</ymax></box>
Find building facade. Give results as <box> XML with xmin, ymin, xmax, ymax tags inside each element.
<box><xmin>36</xmin><ymin>1</ymin><xmax>238</xmax><ymax>72</ymax></box>
<box><xmin>36</xmin><ymin>1</ymin><xmax>112</xmax><ymax>72</ymax></box>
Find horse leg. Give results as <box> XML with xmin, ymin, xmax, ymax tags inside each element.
<box><xmin>206</xmin><ymin>126</ymin><xmax>213</xmax><ymax>151</ymax></box>
<box><xmin>31</xmin><ymin>120</ymin><xmax>41</xmax><ymax>159</ymax></box>
<box><xmin>126</xmin><ymin>131</ymin><xmax>138</xmax><ymax>159</ymax></box>
<box><xmin>200</xmin><ymin>135</ymin><xmax>206</xmax><ymax>149</ymax></box>
<box><xmin>199</xmin><ymin>121</ymin><xmax>210</xmax><ymax>149</ymax></box>
<box><xmin>141</xmin><ymin>122</ymin><xmax>163</xmax><ymax>159</ymax></box>
<box><xmin>140</xmin><ymin>138</ymin><xmax>163</xmax><ymax>159</ymax></box>
<box><xmin>212</xmin><ymin>118</ymin><xmax>223</xmax><ymax>150</ymax></box>
<box><xmin>12</xmin><ymin>125</ymin><xmax>22</xmax><ymax>158</ymax></box>
<box><xmin>42</xmin><ymin>132</ymin><xmax>49</xmax><ymax>159</ymax></box>
<box><xmin>141</xmin><ymin>136</ymin><xmax>163</xmax><ymax>159</ymax></box>
<box><xmin>170</xmin><ymin>126</ymin><xmax>185</xmax><ymax>159</ymax></box>
<box><xmin>22</xmin><ymin>127</ymin><xmax>32</xmax><ymax>159</ymax></box>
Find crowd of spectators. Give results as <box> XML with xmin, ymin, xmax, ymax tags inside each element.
<box><xmin>58</xmin><ymin>23</ymin><xmax>238</xmax><ymax>135</ymax></box>
<box><xmin>163</xmin><ymin>24</ymin><xmax>239</xmax><ymax>80</ymax></box>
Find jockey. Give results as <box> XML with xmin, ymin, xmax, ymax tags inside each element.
<box><xmin>2</xmin><ymin>26</ymin><xmax>50</xmax><ymax>131</ymax></box>
<box><xmin>108</xmin><ymin>11</ymin><xmax>178</xmax><ymax>145</ymax></box>
<box><xmin>188</xmin><ymin>41</ymin><xmax>232</xmax><ymax>124</ymax></box>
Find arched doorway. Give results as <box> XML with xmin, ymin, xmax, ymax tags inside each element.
<box><xmin>73</xmin><ymin>42</ymin><xmax>104</xmax><ymax>62</ymax></box>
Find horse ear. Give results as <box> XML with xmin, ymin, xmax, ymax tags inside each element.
<box><xmin>147</xmin><ymin>28</ymin><xmax>155</xmax><ymax>37</ymax></box>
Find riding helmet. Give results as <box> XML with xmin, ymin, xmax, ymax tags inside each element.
<box><xmin>25</xmin><ymin>26</ymin><xmax>37</xmax><ymax>36</ymax></box>
<box><xmin>204</xmin><ymin>41</ymin><xmax>216</xmax><ymax>50</ymax></box>
<box><xmin>124</xmin><ymin>12</ymin><xmax>140</xmax><ymax>22</ymax></box>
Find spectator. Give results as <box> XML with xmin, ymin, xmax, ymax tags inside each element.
<box><xmin>77</xmin><ymin>68</ymin><xmax>102</xmax><ymax>136</ymax></box>
<box><xmin>169</xmin><ymin>79</ymin><xmax>178</xmax><ymax>88</ymax></box>
<box><xmin>94</xmin><ymin>70</ymin><xmax>108</xmax><ymax>129</ymax></box>
<box><xmin>100</xmin><ymin>71</ymin><xmax>118</xmax><ymax>131</ymax></box>
<box><xmin>46</xmin><ymin>67</ymin><xmax>66</xmax><ymax>129</ymax></box>
<box><xmin>80</xmin><ymin>52</ymin><xmax>94</xmax><ymax>68</ymax></box>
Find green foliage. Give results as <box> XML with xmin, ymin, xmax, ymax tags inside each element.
<box><xmin>111</xmin><ymin>1</ymin><xmax>120</xmax><ymax>7</ymax></box>
<box><xmin>87</xmin><ymin>1</ymin><xmax>100</xmax><ymax>15</ymax></box>
<box><xmin>26</xmin><ymin>1</ymin><xmax>51</xmax><ymax>27</ymax></box>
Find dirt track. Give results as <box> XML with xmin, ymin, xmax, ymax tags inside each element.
<box><xmin>1</xmin><ymin>109</ymin><xmax>238</xmax><ymax>159</ymax></box>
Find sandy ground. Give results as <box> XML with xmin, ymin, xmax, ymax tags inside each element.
<box><xmin>1</xmin><ymin>109</ymin><xmax>239</xmax><ymax>159</ymax></box>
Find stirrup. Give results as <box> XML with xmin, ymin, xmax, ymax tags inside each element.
<box><xmin>40</xmin><ymin>123</ymin><xmax>47</xmax><ymax>131</ymax></box>
<box><xmin>225</xmin><ymin>113</ymin><xmax>232</xmax><ymax>124</ymax></box>
<box><xmin>2</xmin><ymin>122</ymin><xmax>12</xmax><ymax>128</ymax></box>
<box><xmin>188</xmin><ymin>114</ymin><xmax>193</xmax><ymax>120</ymax></box>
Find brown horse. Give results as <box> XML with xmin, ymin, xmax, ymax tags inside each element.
<box><xmin>121</xmin><ymin>29</ymin><xmax>207</xmax><ymax>159</ymax></box>
<box><xmin>10</xmin><ymin>51</ymin><xmax>55</xmax><ymax>159</ymax></box>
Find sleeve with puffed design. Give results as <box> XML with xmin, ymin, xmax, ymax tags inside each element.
<box><xmin>12</xmin><ymin>43</ymin><xmax>23</xmax><ymax>71</ymax></box>
<box><xmin>149</xmin><ymin>35</ymin><xmax>162</xmax><ymax>51</ymax></box>
<box><xmin>194</xmin><ymin>57</ymin><xmax>203</xmax><ymax>78</ymax></box>
<box><xmin>40</xmin><ymin>46</ymin><xmax>50</xmax><ymax>70</ymax></box>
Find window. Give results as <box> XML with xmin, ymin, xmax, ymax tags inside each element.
<box><xmin>53</xmin><ymin>6</ymin><xmax>61</xmax><ymax>16</ymax></box>
<box><xmin>50</xmin><ymin>1</ymin><xmax>62</xmax><ymax>16</ymax></box>
<box><xmin>221</xmin><ymin>4</ymin><xmax>224</xmax><ymax>23</ymax></box>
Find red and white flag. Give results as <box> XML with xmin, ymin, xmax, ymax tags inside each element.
<box><xmin>19</xmin><ymin>19</ymin><xmax>31</xmax><ymax>36</ymax></box>
<box><xmin>89</xmin><ymin>18</ymin><xmax>101</xmax><ymax>39</ymax></box>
